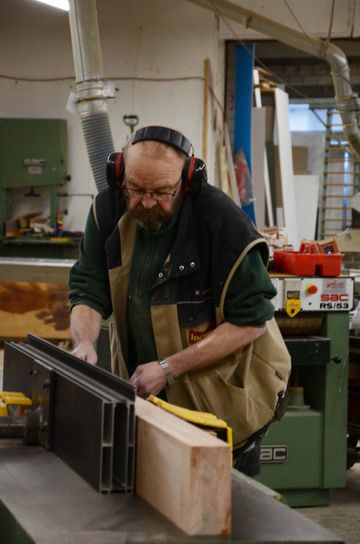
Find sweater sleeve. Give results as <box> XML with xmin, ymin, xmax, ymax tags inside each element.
<box><xmin>223</xmin><ymin>249</ymin><xmax>276</xmax><ymax>327</ymax></box>
<box><xmin>69</xmin><ymin>206</ymin><xmax>113</xmax><ymax>319</ymax></box>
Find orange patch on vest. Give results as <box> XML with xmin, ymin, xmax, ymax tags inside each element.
<box><xmin>188</xmin><ymin>328</ymin><xmax>212</xmax><ymax>344</ymax></box>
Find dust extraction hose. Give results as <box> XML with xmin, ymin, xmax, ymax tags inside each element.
<box><xmin>80</xmin><ymin>111</ymin><xmax>114</xmax><ymax>193</ymax></box>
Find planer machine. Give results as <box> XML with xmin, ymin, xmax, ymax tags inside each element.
<box><xmin>258</xmin><ymin>270</ymin><xmax>355</xmax><ymax>507</ymax></box>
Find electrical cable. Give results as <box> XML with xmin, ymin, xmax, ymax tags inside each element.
<box><xmin>0</xmin><ymin>74</ymin><xmax>74</xmax><ymax>82</ymax></box>
<box><xmin>0</xmin><ymin>1</ymin><xmax>343</xmax><ymax>124</ymax></box>
<box><xmin>0</xmin><ymin>1</ymin><xmax>349</xmax><ymax>117</ymax></box>
<box><xmin>211</xmin><ymin>0</ymin><xmax>358</xmax><ymax>140</ymax></box>
<box><xmin>0</xmin><ymin>73</ymin><xmax>225</xmax><ymax>116</ymax></box>
<box><xmin>281</xmin><ymin>0</ymin><xmax>358</xmax><ymax>148</ymax></box>
<box><xmin>209</xmin><ymin>0</ymin><xmax>328</xmax><ymax>128</ymax></box>
<box><xmin>326</xmin><ymin>0</ymin><xmax>336</xmax><ymax>43</ymax></box>
<box><xmin>283</xmin><ymin>0</ymin><xmax>352</xmax><ymax>87</ymax></box>
<box><xmin>283</xmin><ymin>0</ymin><xmax>314</xmax><ymax>43</ymax></box>
<box><xmin>0</xmin><ymin>1</ymin><xmax>352</xmax><ymax>133</ymax></box>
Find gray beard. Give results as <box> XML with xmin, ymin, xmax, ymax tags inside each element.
<box><xmin>126</xmin><ymin>195</ymin><xmax>182</xmax><ymax>233</ymax></box>
<box><xmin>136</xmin><ymin>214</ymin><xmax>164</xmax><ymax>232</ymax></box>
<box><xmin>128</xmin><ymin>204</ymin><xmax>172</xmax><ymax>233</ymax></box>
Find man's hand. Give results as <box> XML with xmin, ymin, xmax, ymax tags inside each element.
<box><xmin>130</xmin><ymin>361</ymin><xmax>166</xmax><ymax>398</ymax></box>
<box><xmin>70</xmin><ymin>305</ymin><xmax>102</xmax><ymax>366</ymax></box>
<box><xmin>71</xmin><ymin>341</ymin><xmax>98</xmax><ymax>365</ymax></box>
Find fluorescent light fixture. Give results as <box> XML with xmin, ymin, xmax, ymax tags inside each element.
<box><xmin>34</xmin><ymin>0</ymin><xmax>69</xmax><ymax>11</ymax></box>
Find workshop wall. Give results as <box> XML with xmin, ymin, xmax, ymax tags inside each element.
<box><xmin>1</xmin><ymin>0</ymin><xmax>360</xmax><ymax>233</ymax></box>
<box><xmin>0</xmin><ymin>0</ymin><xmax>224</xmax><ymax>232</ymax></box>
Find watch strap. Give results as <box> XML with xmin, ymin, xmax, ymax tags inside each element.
<box><xmin>158</xmin><ymin>358</ymin><xmax>176</xmax><ymax>386</ymax></box>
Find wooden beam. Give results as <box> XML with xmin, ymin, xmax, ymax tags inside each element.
<box><xmin>224</xmin><ymin>124</ymin><xmax>241</xmax><ymax>207</ymax></box>
<box><xmin>253</xmin><ymin>68</ymin><xmax>274</xmax><ymax>227</ymax></box>
<box><xmin>202</xmin><ymin>58</ymin><xmax>210</xmax><ymax>162</ymax></box>
<box><xmin>218</xmin><ymin>142</ymin><xmax>231</xmax><ymax>197</ymax></box>
<box><xmin>135</xmin><ymin>397</ymin><xmax>232</xmax><ymax>536</ymax></box>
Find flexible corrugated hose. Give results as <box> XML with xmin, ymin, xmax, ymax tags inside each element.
<box><xmin>80</xmin><ymin>111</ymin><xmax>114</xmax><ymax>193</ymax></box>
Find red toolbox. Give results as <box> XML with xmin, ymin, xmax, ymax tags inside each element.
<box><xmin>273</xmin><ymin>239</ymin><xmax>343</xmax><ymax>277</ymax></box>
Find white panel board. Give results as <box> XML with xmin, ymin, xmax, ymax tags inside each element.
<box><xmin>274</xmin><ymin>88</ymin><xmax>299</xmax><ymax>248</ymax></box>
<box><xmin>293</xmin><ymin>174</ymin><xmax>320</xmax><ymax>242</ymax></box>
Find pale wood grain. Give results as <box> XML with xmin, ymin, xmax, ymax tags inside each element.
<box><xmin>135</xmin><ymin>397</ymin><xmax>232</xmax><ymax>536</ymax></box>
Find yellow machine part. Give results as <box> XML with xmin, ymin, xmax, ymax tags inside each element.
<box><xmin>147</xmin><ymin>394</ymin><xmax>233</xmax><ymax>450</ymax></box>
<box><xmin>285</xmin><ymin>297</ymin><xmax>302</xmax><ymax>318</ymax></box>
<box><xmin>0</xmin><ymin>392</ymin><xmax>32</xmax><ymax>417</ymax></box>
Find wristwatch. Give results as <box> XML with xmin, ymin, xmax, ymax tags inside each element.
<box><xmin>158</xmin><ymin>358</ymin><xmax>176</xmax><ymax>386</ymax></box>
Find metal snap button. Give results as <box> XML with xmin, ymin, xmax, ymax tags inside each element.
<box><xmin>179</xmin><ymin>265</ymin><xmax>184</xmax><ymax>271</ymax></box>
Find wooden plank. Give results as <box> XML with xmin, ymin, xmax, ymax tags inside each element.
<box><xmin>253</xmin><ymin>69</ymin><xmax>274</xmax><ymax>226</ymax></box>
<box><xmin>218</xmin><ymin>143</ymin><xmax>232</xmax><ymax>197</ymax></box>
<box><xmin>202</xmin><ymin>58</ymin><xmax>210</xmax><ymax>162</ymax></box>
<box><xmin>135</xmin><ymin>397</ymin><xmax>231</xmax><ymax>536</ymax></box>
<box><xmin>251</xmin><ymin>107</ymin><xmax>266</xmax><ymax>227</ymax></box>
<box><xmin>224</xmin><ymin>124</ymin><xmax>241</xmax><ymax>207</ymax></box>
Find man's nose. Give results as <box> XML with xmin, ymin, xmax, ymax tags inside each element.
<box><xmin>141</xmin><ymin>193</ymin><xmax>157</xmax><ymax>208</ymax></box>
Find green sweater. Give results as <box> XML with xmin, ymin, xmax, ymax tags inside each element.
<box><xmin>69</xmin><ymin>209</ymin><xmax>276</xmax><ymax>370</ymax></box>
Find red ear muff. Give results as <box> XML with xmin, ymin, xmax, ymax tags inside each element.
<box><xmin>182</xmin><ymin>157</ymin><xmax>207</xmax><ymax>195</ymax></box>
<box><xmin>107</xmin><ymin>152</ymin><xmax>125</xmax><ymax>189</ymax></box>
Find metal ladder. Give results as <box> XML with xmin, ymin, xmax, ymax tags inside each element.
<box><xmin>318</xmin><ymin>108</ymin><xmax>360</xmax><ymax>239</ymax></box>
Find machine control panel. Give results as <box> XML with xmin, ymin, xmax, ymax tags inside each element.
<box><xmin>271</xmin><ymin>275</ymin><xmax>354</xmax><ymax>316</ymax></box>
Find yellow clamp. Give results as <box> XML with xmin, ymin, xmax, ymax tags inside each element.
<box><xmin>0</xmin><ymin>392</ymin><xmax>32</xmax><ymax>417</ymax></box>
<box><xmin>147</xmin><ymin>394</ymin><xmax>233</xmax><ymax>450</ymax></box>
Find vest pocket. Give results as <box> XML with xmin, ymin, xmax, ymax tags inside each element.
<box><xmin>181</xmin><ymin>361</ymin><xmax>274</xmax><ymax>448</ymax></box>
<box><xmin>247</xmin><ymin>351</ymin><xmax>288</xmax><ymax>415</ymax></box>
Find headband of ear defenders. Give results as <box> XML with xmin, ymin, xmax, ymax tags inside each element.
<box><xmin>106</xmin><ymin>125</ymin><xmax>207</xmax><ymax>195</ymax></box>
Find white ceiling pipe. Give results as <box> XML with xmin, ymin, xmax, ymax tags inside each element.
<box><xmin>68</xmin><ymin>0</ymin><xmax>114</xmax><ymax>192</ymax></box>
<box><xmin>187</xmin><ymin>0</ymin><xmax>360</xmax><ymax>157</ymax></box>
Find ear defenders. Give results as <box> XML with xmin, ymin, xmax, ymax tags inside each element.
<box><xmin>106</xmin><ymin>126</ymin><xmax>207</xmax><ymax>195</ymax></box>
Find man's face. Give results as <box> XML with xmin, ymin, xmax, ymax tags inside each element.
<box><xmin>124</xmin><ymin>141</ymin><xmax>184</xmax><ymax>232</ymax></box>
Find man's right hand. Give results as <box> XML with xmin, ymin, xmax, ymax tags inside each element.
<box><xmin>70</xmin><ymin>304</ymin><xmax>102</xmax><ymax>365</ymax></box>
<box><xmin>71</xmin><ymin>341</ymin><xmax>98</xmax><ymax>365</ymax></box>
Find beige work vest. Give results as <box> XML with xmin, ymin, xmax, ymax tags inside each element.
<box><xmin>109</xmin><ymin>213</ymin><xmax>291</xmax><ymax>449</ymax></box>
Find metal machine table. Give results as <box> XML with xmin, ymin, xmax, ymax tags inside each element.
<box><xmin>0</xmin><ymin>440</ymin><xmax>343</xmax><ymax>544</ymax></box>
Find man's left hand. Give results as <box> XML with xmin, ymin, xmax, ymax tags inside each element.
<box><xmin>129</xmin><ymin>361</ymin><xmax>166</xmax><ymax>397</ymax></box>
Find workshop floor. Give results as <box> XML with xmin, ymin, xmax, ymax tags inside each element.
<box><xmin>0</xmin><ymin>348</ymin><xmax>359</xmax><ymax>543</ymax></box>
<box><xmin>297</xmin><ymin>464</ymin><xmax>360</xmax><ymax>544</ymax></box>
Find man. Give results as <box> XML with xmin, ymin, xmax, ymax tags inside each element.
<box><xmin>69</xmin><ymin>126</ymin><xmax>291</xmax><ymax>476</ymax></box>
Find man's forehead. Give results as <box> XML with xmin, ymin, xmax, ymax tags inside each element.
<box><xmin>126</xmin><ymin>140</ymin><xmax>184</xmax><ymax>162</ymax></box>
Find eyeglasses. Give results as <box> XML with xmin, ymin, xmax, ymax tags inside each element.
<box><xmin>123</xmin><ymin>178</ymin><xmax>181</xmax><ymax>202</ymax></box>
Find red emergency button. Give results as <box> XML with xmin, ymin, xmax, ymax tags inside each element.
<box><xmin>306</xmin><ymin>284</ymin><xmax>318</xmax><ymax>295</ymax></box>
